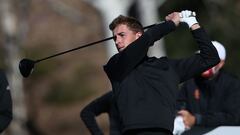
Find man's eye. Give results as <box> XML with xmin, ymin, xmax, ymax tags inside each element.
<box><xmin>119</xmin><ymin>33</ymin><xmax>125</xmax><ymax>37</ymax></box>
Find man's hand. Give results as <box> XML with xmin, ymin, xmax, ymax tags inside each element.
<box><xmin>173</xmin><ymin>116</ymin><xmax>186</xmax><ymax>135</ymax></box>
<box><xmin>178</xmin><ymin>110</ymin><xmax>196</xmax><ymax>129</ymax></box>
<box><xmin>179</xmin><ymin>10</ymin><xmax>200</xmax><ymax>30</ymax></box>
<box><xmin>165</xmin><ymin>12</ymin><xmax>180</xmax><ymax>26</ymax></box>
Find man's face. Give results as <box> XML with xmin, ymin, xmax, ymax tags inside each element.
<box><xmin>201</xmin><ymin>60</ymin><xmax>225</xmax><ymax>79</ymax></box>
<box><xmin>113</xmin><ymin>24</ymin><xmax>142</xmax><ymax>52</ymax></box>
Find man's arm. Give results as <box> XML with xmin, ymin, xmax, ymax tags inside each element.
<box><xmin>0</xmin><ymin>71</ymin><xmax>12</xmax><ymax>133</ymax></box>
<box><xmin>170</xmin><ymin>11</ymin><xmax>220</xmax><ymax>82</ymax></box>
<box><xmin>179</xmin><ymin>106</ymin><xmax>240</xmax><ymax>128</ymax></box>
<box><xmin>80</xmin><ymin>91</ymin><xmax>112</xmax><ymax>135</ymax></box>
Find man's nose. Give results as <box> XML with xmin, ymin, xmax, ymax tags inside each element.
<box><xmin>115</xmin><ymin>37</ymin><xmax>120</xmax><ymax>45</ymax></box>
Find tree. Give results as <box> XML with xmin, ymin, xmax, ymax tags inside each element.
<box><xmin>0</xmin><ymin>0</ymin><xmax>28</xmax><ymax>135</ymax></box>
<box><xmin>137</xmin><ymin>0</ymin><xmax>166</xmax><ymax>58</ymax></box>
<box><xmin>86</xmin><ymin>0</ymin><xmax>135</xmax><ymax>58</ymax></box>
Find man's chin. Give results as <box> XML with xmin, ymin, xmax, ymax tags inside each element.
<box><xmin>118</xmin><ymin>48</ymin><xmax>125</xmax><ymax>52</ymax></box>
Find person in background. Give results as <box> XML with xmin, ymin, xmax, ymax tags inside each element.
<box><xmin>0</xmin><ymin>70</ymin><xmax>12</xmax><ymax>133</ymax></box>
<box><xmin>103</xmin><ymin>10</ymin><xmax>220</xmax><ymax>135</ymax></box>
<box><xmin>80</xmin><ymin>91</ymin><xmax>120</xmax><ymax>135</ymax></box>
<box><xmin>175</xmin><ymin>41</ymin><xmax>240</xmax><ymax>135</ymax></box>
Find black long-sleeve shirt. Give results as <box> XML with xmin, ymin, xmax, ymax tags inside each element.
<box><xmin>104</xmin><ymin>21</ymin><xmax>220</xmax><ymax>133</ymax></box>
<box><xmin>177</xmin><ymin>69</ymin><xmax>240</xmax><ymax>127</ymax></box>
<box><xmin>80</xmin><ymin>91</ymin><xmax>121</xmax><ymax>135</ymax></box>
<box><xmin>0</xmin><ymin>70</ymin><xmax>12</xmax><ymax>133</ymax></box>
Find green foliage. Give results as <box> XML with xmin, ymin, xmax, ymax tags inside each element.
<box><xmin>21</xmin><ymin>43</ymin><xmax>61</xmax><ymax>78</ymax></box>
<box><xmin>43</xmin><ymin>62</ymin><xmax>96</xmax><ymax>105</ymax></box>
<box><xmin>164</xmin><ymin>25</ymin><xmax>198</xmax><ymax>58</ymax></box>
<box><xmin>44</xmin><ymin>80</ymin><xmax>94</xmax><ymax>105</ymax></box>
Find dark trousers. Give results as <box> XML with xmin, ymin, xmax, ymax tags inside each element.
<box><xmin>124</xmin><ymin>128</ymin><xmax>173</xmax><ymax>135</ymax></box>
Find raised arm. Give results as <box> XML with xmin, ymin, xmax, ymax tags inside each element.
<box><xmin>170</xmin><ymin>11</ymin><xmax>220</xmax><ymax>82</ymax></box>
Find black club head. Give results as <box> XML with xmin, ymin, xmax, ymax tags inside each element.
<box><xmin>19</xmin><ymin>58</ymin><xmax>35</xmax><ymax>78</ymax></box>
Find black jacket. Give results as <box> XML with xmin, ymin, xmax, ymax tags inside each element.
<box><xmin>0</xmin><ymin>70</ymin><xmax>12</xmax><ymax>133</ymax></box>
<box><xmin>177</xmin><ymin>69</ymin><xmax>240</xmax><ymax>127</ymax></box>
<box><xmin>104</xmin><ymin>21</ymin><xmax>220</xmax><ymax>133</ymax></box>
<box><xmin>80</xmin><ymin>91</ymin><xmax>121</xmax><ymax>135</ymax></box>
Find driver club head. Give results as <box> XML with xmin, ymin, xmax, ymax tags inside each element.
<box><xmin>19</xmin><ymin>58</ymin><xmax>35</xmax><ymax>78</ymax></box>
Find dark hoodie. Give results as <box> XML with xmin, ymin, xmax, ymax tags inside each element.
<box><xmin>104</xmin><ymin>21</ymin><xmax>220</xmax><ymax>133</ymax></box>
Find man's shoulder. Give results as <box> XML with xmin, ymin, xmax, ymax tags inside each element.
<box><xmin>218</xmin><ymin>70</ymin><xmax>240</xmax><ymax>89</ymax></box>
<box><xmin>147</xmin><ymin>56</ymin><xmax>168</xmax><ymax>61</ymax></box>
<box><xmin>220</xmin><ymin>70</ymin><xmax>239</xmax><ymax>80</ymax></box>
<box><xmin>145</xmin><ymin>56</ymin><xmax>170</xmax><ymax>69</ymax></box>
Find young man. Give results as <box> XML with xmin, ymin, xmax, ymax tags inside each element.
<box><xmin>103</xmin><ymin>10</ymin><xmax>220</xmax><ymax>135</ymax></box>
<box><xmin>0</xmin><ymin>70</ymin><xmax>12</xmax><ymax>133</ymax></box>
<box><xmin>176</xmin><ymin>41</ymin><xmax>240</xmax><ymax>135</ymax></box>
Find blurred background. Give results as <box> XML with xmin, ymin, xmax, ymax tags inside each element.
<box><xmin>0</xmin><ymin>0</ymin><xmax>239</xmax><ymax>135</ymax></box>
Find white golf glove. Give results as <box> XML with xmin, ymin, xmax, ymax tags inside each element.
<box><xmin>173</xmin><ymin>116</ymin><xmax>187</xmax><ymax>135</ymax></box>
<box><xmin>179</xmin><ymin>10</ymin><xmax>198</xmax><ymax>28</ymax></box>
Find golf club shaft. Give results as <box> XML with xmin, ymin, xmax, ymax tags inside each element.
<box><xmin>35</xmin><ymin>36</ymin><xmax>114</xmax><ymax>63</ymax></box>
<box><xmin>34</xmin><ymin>22</ymin><xmax>164</xmax><ymax>63</ymax></box>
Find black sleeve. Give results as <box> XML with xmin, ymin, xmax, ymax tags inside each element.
<box><xmin>170</xmin><ymin>28</ymin><xmax>220</xmax><ymax>83</ymax></box>
<box><xmin>104</xmin><ymin>21</ymin><xmax>176</xmax><ymax>81</ymax></box>
<box><xmin>80</xmin><ymin>91</ymin><xmax>113</xmax><ymax>135</ymax></box>
<box><xmin>0</xmin><ymin>71</ymin><xmax>12</xmax><ymax>133</ymax></box>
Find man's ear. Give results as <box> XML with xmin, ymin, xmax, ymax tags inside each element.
<box><xmin>136</xmin><ymin>32</ymin><xmax>142</xmax><ymax>39</ymax></box>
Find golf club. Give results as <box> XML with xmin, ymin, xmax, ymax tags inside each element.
<box><xmin>19</xmin><ymin>23</ymin><xmax>157</xmax><ymax>78</ymax></box>
<box><xmin>19</xmin><ymin>11</ymin><xmax>196</xmax><ymax>78</ymax></box>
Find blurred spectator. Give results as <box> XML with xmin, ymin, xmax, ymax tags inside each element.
<box><xmin>0</xmin><ymin>70</ymin><xmax>12</xmax><ymax>133</ymax></box>
<box><xmin>175</xmin><ymin>41</ymin><xmax>240</xmax><ymax>135</ymax></box>
<box><xmin>80</xmin><ymin>91</ymin><xmax>121</xmax><ymax>135</ymax></box>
